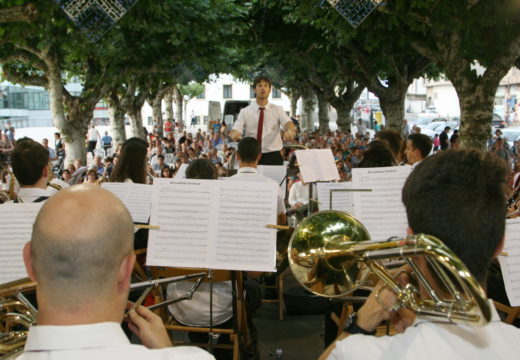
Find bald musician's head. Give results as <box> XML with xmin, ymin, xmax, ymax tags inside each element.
<box><xmin>24</xmin><ymin>184</ymin><xmax>135</xmax><ymax>318</ymax></box>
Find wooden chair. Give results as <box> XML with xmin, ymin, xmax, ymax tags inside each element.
<box><xmin>494</xmin><ymin>301</ymin><xmax>520</xmax><ymax>324</ymax></box>
<box><xmin>149</xmin><ymin>266</ymin><xmax>248</xmax><ymax>360</ymax></box>
<box><xmin>260</xmin><ymin>272</ymin><xmax>286</xmax><ymax>320</ymax></box>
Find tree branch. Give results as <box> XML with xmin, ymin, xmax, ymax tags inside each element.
<box><xmin>0</xmin><ymin>3</ymin><xmax>37</xmax><ymax>23</ymax></box>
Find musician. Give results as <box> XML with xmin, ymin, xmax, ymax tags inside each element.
<box><xmin>229</xmin><ymin>76</ymin><xmax>296</xmax><ymax>165</ymax></box>
<box><xmin>19</xmin><ymin>185</ymin><xmax>213</xmax><ymax>359</ymax></box>
<box><xmin>322</xmin><ymin>149</ymin><xmax>520</xmax><ymax>359</ymax></box>
<box><xmin>10</xmin><ymin>138</ymin><xmax>59</xmax><ymax>203</ymax></box>
<box><xmin>404</xmin><ymin>133</ymin><xmax>432</xmax><ymax>167</ymax></box>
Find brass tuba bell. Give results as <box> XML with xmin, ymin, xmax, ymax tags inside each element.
<box><xmin>288</xmin><ymin>210</ymin><xmax>491</xmax><ymax>326</ymax></box>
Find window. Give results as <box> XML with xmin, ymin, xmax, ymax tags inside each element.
<box><xmin>223</xmin><ymin>85</ymin><xmax>232</xmax><ymax>99</ymax></box>
<box><xmin>148</xmin><ymin>116</ymin><xmax>153</xmax><ymax>125</ymax></box>
<box><xmin>196</xmin><ymin>87</ymin><xmax>206</xmax><ymax>99</ymax></box>
<box><xmin>204</xmin><ymin>116</ymin><xmax>209</xmax><ymax>125</ymax></box>
<box><xmin>250</xmin><ymin>86</ymin><xmax>255</xmax><ymax>99</ymax></box>
<box><xmin>272</xmin><ymin>88</ymin><xmax>281</xmax><ymax>98</ymax></box>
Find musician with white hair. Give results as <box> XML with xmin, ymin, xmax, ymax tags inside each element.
<box><xmin>19</xmin><ymin>184</ymin><xmax>214</xmax><ymax>359</ymax></box>
<box><xmin>321</xmin><ymin>150</ymin><xmax>520</xmax><ymax>359</ymax></box>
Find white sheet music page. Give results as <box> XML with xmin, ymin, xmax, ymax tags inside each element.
<box><xmin>146</xmin><ymin>178</ymin><xmax>278</xmax><ymax>271</ymax></box>
<box><xmin>214</xmin><ymin>180</ymin><xmax>278</xmax><ymax>272</ymax></box>
<box><xmin>0</xmin><ymin>203</ymin><xmax>43</xmax><ymax>284</ymax></box>
<box><xmin>101</xmin><ymin>182</ymin><xmax>153</xmax><ymax>224</ymax></box>
<box><xmin>500</xmin><ymin>219</ymin><xmax>520</xmax><ymax>306</ymax></box>
<box><xmin>257</xmin><ymin>165</ymin><xmax>286</xmax><ymax>186</ymax></box>
<box><xmin>352</xmin><ymin>166</ymin><xmax>411</xmax><ymax>242</ymax></box>
<box><xmin>295</xmin><ymin>149</ymin><xmax>339</xmax><ymax>183</ymax></box>
<box><xmin>175</xmin><ymin>163</ymin><xmax>189</xmax><ymax>179</ymax></box>
<box><xmin>316</xmin><ymin>182</ymin><xmax>354</xmax><ymax>214</ymax></box>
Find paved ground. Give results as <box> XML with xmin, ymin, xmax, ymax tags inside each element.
<box><xmin>255</xmin><ymin>302</ymin><xmax>324</xmax><ymax>360</ymax></box>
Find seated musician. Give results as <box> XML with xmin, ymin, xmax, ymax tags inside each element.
<box><xmin>321</xmin><ymin>149</ymin><xmax>520</xmax><ymax>359</ymax></box>
<box><xmin>10</xmin><ymin>138</ymin><xmax>61</xmax><ymax>203</ymax></box>
<box><xmin>20</xmin><ymin>184</ymin><xmax>214</xmax><ymax>359</ymax></box>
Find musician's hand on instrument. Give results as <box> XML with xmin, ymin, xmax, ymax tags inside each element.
<box><xmin>356</xmin><ymin>267</ymin><xmax>411</xmax><ymax>333</ymax></box>
<box><xmin>390</xmin><ymin>308</ymin><xmax>415</xmax><ymax>333</ymax></box>
<box><xmin>127</xmin><ymin>305</ymin><xmax>173</xmax><ymax>349</ymax></box>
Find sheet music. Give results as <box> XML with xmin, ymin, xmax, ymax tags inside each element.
<box><xmin>500</xmin><ymin>219</ymin><xmax>520</xmax><ymax>306</ymax></box>
<box><xmin>352</xmin><ymin>166</ymin><xmax>411</xmax><ymax>242</ymax></box>
<box><xmin>146</xmin><ymin>178</ymin><xmax>278</xmax><ymax>271</ymax></box>
<box><xmin>257</xmin><ymin>165</ymin><xmax>286</xmax><ymax>186</ymax></box>
<box><xmin>175</xmin><ymin>163</ymin><xmax>189</xmax><ymax>179</ymax></box>
<box><xmin>101</xmin><ymin>182</ymin><xmax>153</xmax><ymax>224</ymax></box>
<box><xmin>0</xmin><ymin>203</ymin><xmax>43</xmax><ymax>284</ymax></box>
<box><xmin>316</xmin><ymin>182</ymin><xmax>354</xmax><ymax>214</ymax></box>
<box><xmin>295</xmin><ymin>149</ymin><xmax>339</xmax><ymax>183</ymax></box>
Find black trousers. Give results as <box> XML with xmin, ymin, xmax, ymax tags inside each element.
<box><xmin>259</xmin><ymin>150</ymin><xmax>283</xmax><ymax>165</ymax></box>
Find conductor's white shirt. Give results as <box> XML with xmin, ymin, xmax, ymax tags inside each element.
<box><xmin>328</xmin><ymin>300</ymin><xmax>520</xmax><ymax>360</ymax></box>
<box><xmin>232</xmin><ymin>102</ymin><xmax>291</xmax><ymax>153</ymax></box>
<box><xmin>19</xmin><ymin>322</ymin><xmax>214</xmax><ymax>359</ymax></box>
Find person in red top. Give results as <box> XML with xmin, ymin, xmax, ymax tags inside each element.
<box><xmin>163</xmin><ymin>119</ymin><xmax>174</xmax><ymax>136</ymax></box>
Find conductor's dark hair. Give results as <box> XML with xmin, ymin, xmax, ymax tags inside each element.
<box><xmin>11</xmin><ymin>137</ymin><xmax>49</xmax><ymax>186</ymax></box>
<box><xmin>253</xmin><ymin>75</ymin><xmax>272</xmax><ymax>89</ymax></box>
<box><xmin>358</xmin><ymin>140</ymin><xmax>395</xmax><ymax>168</ymax></box>
<box><xmin>110</xmin><ymin>137</ymin><xmax>148</xmax><ymax>184</ymax></box>
<box><xmin>185</xmin><ymin>159</ymin><xmax>218</xmax><ymax>180</ymax></box>
<box><xmin>402</xmin><ymin>149</ymin><xmax>507</xmax><ymax>284</ymax></box>
<box><xmin>237</xmin><ymin>137</ymin><xmax>260</xmax><ymax>163</ymax></box>
<box><xmin>407</xmin><ymin>133</ymin><xmax>433</xmax><ymax>159</ymax></box>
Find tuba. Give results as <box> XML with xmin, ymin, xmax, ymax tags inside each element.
<box><xmin>288</xmin><ymin>210</ymin><xmax>491</xmax><ymax>326</ymax></box>
<box><xmin>0</xmin><ymin>278</ymin><xmax>37</xmax><ymax>359</ymax></box>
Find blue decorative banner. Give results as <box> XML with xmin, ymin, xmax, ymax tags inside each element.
<box><xmin>327</xmin><ymin>0</ymin><xmax>382</xmax><ymax>28</ymax></box>
<box><xmin>55</xmin><ymin>0</ymin><xmax>138</xmax><ymax>41</ymax></box>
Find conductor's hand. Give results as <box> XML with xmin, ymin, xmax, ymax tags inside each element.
<box><xmin>228</xmin><ymin>129</ymin><xmax>241</xmax><ymax>142</ymax></box>
<box><xmin>127</xmin><ymin>305</ymin><xmax>173</xmax><ymax>349</ymax></box>
<box><xmin>283</xmin><ymin>129</ymin><xmax>295</xmax><ymax>142</ymax></box>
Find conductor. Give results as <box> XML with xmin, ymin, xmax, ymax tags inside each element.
<box><xmin>229</xmin><ymin>76</ymin><xmax>296</xmax><ymax>165</ymax></box>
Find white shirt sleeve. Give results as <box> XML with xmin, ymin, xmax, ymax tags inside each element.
<box><xmin>232</xmin><ymin>108</ymin><xmax>247</xmax><ymax>133</ymax></box>
<box><xmin>278</xmin><ymin>106</ymin><xmax>291</xmax><ymax>128</ymax></box>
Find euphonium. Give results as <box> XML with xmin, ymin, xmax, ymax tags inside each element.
<box><xmin>288</xmin><ymin>210</ymin><xmax>491</xmax><ymax>326</ymax></box>
<box><xmin>0</xmin><ymin>278</ymin><xmax>37</xmax><ymax>359</ymax></box>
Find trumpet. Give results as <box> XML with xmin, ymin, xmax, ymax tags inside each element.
<box><xmin>288</xmin><ymin>210</ymin><xmax>491</xmax><ymax>326</ymax></box>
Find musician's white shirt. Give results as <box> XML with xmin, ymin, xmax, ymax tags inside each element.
<box><xmin>232</xmin><ymin>102</ymin><xmax>291</xmax><ymax>153</ymax></box>
<box><xmin>288</xmin><ymin>180</ymin><xmax>309</xmax><ymax>207</ymax></box>
<box><xmin>10</xmin><ymin>186</ymin><xmax>58</xmax><ymax>203</ymax></box>
<box><xmin>19</xmin><ymin>322</ymin><xmax>214</xmax><ymax>359</ymax></box>
<box><xmin>328</xmin><ymin>301</ymin><xmax>520</xmax><ymax>360</ymax></box>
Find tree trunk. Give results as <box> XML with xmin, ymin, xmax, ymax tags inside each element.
<box><xmin>454</xmin><ymin>80</ymin><xmax>497</xmax><ymax>150</ymax></box>
<box><xmin>165</xmin><ymin>86</ymin><xmax>174</xmax><ymax>124</ymax></box>
<box><xmin>149</xmin><ymin>85</ymin><xmax>169</xmax><ymax>138</ymax></box>
<box><xmin>334</xmin><ymin>102</ymin><xmax>353</xmax><ymax>132</ymax></box>
<box><xmin>47</xmin><ymin>62</ymin><xmax>88</xmax><ymax>165</ymax></box>
<box><xmin>377</xmin><ymin>89</ymin><xmax>407</xmax><ymax>134</ymax></box>
<box><xmin>107</xmin><ymin>92</ymin><xmax>126</xmax><ymax>146</ymax></box>
<box><xmin>301</xmin><ymin>87</ymin><xmax>315</xmax><ymax>131</ymax></box>
<box><xmin>173</xmin><ymin>84</ymin><xmax>183</xmax><ymax>130</ymax></box>
<box><xmin>128</xmin><ymin>107</ymin><xmax>145</xmax><ymax>139</ymax></box>
<box><xmin>289</xmin><ymin>91</ymin><xmax>300</xmax><ymax>117</ymax></box>
<box><xmin>317</xmin><ymin>91</ymin><xmax>330</xmax><ymax>135</ymax></box>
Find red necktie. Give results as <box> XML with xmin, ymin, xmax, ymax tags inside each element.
<box><xmin>257</xmin><ymin>107</ymin><xmax>265</xmax><ymax>152</ymax></box>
